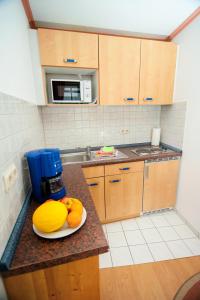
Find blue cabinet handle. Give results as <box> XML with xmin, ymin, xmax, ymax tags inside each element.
<box><xmin>119</xmin><ymin>167</ymin><xmax>130</xmax><ymax>170</ymax></box>
<box><xmin>63</xmin><ymin>58</ymin><xmax>77</xmax><ymax>63</ymax></box>
<box><xmin>109</xmin><ymin>179</ymin><xmax>121</xmax><ymax>183</ymax></box>
<box><xmin>124</xmin><ymin>97</ymin><xmax>135</xmax><ymax>101</ymax></box>
<box><xmin>88</xmin><ymin>183</ymin><xmax>98</xmax><ymax>187</ymax></box>
<box><xmin>144</xmin><ymin>97</ymin><xmax>154</xmax><ymax>101</ymax></box>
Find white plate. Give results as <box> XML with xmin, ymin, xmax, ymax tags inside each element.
<box><xmin>33</xmin><ymin>207</ymin><xmax>87</xmax><ymax>239</ymax></box>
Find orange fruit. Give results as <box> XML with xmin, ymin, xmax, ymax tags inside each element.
<box><xmin>60</xmin><ymin>197</ymin><xmax>73</xmax><ymax>211</ymax></box>
<box><xmin>70</xmin><ymin>198</ymin><xmax>83</xmax><ymax>214</ymax></box>
<box><xmin>67</xmin><ymin>211</ymin><xmax>82</xmax><ymax>228</ymax></box>
<box><xmin>71</xmin><ymin>202</ymin><xmax>83</xmax><ymax>214</ymax></box>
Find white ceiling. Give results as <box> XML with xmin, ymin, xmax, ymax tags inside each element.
<box><xmin>30</xmin><ymin>0</ymin><xmax>200</xmax><ymax>37</ymax></box>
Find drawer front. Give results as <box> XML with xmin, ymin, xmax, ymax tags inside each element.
<box><xmin>82</xmin><ymin>166</ymin><xmax>104</xmax><ymax>179</ymax></box>
<box><xmin>105</xmin><ymin>161</ymin><xmax>144</xmax><ymax>176</ymax></box>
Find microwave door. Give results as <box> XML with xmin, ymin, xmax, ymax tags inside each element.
<box><xmin>63</xmin><ymin>87</ymin><xmax>72</xmax><ymax>101</ymax></box>
<box><xmin>51</xmin><ymin>80</ymin><xmax>81</xmax><ymax>103</ymax></box>
<box><xmin>52</xmin><ymin>80</ymin><xmax>67</xmax><ymax>101</ymax></box>
<box><xmin>71</xmin><ymin>86</ymin><xmax>80</xmax><ymax>101</ymax></box>
<box><xmin>80</xmin><ymin>81</ymin><xmax>84</xmax><ymax>101</ymax></box>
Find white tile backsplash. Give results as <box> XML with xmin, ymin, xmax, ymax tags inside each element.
<box><xmin>160</xmin><ymin>102</ymin><xmax>187</xmax><ymax>149</ymax></box>
<box><xmin>0</xmin><ymin>92</ymin><xmax>44</xmax><ymax>258</ymax></box>
<box><xmin>41</xmin><ymin>105</ymin><xmax>161</xmax><ymax>149</ymax></box>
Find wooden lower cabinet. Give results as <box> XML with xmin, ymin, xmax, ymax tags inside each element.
<box><xmin>4</xmin><ymin>256</ymin><xmax>100</xmax><ymax>300</ymax></box>
<box><xmin>143</xmin><ymin>159</ymin><xmax>180</xmax><ymax>211</ymax></box>
<box><xmin>105</xmin><ymin>172</ymin><xmax>143</xmax><ymax>221</ymax></box>
<box><xmin>86</xmin><ymin>177</ymin><xmax>106</xmax><ymax>222</ymax></box>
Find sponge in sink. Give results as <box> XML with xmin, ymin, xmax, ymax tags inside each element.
<box><xmin>101</xmin><ymin>146</ymin><xmax>114</xmax><ymax>153</ymax></box>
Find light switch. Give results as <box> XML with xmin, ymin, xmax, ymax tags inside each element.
<box><xmin>3</xmin><ymin>164</ymin><xmax>17</xmax><ymax>193</ymax></box>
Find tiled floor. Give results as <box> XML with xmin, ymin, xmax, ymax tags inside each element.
<box><xmin>99</xmin><ymin>210</ymin><xmax>200</xmax><ymax>268</ymax></box>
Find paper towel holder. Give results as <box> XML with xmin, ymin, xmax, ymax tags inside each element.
<box><xmin>151</xmin><ymin>127</ymin><xmax>161</xmax><ymax>147</ymax></box>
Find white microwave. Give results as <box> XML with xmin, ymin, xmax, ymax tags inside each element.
<box><xmin>51</xmin><ymin>79</ymin><xmax>92</xmax><ymax>104</ymax></box>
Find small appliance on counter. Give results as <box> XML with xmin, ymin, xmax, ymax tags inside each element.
<box><xmin>151</xmin><ymin>127</ymin><xmax>161</xmax><ymax>146</ymax></box>
<box><xmin>25</xmin><ymin>148</ymin><xmax>66</xmax><ymax>203</ymax></box>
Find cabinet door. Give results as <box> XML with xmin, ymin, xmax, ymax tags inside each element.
<box><xmin>105</xmin><ymin>172</ymin><xmax>143</xmax><ymax>221</ymax></box>
<box><xmin>86</xmin><ymin>177</ymin><xmax>105</xmax><ymax>222</ymax></box>
<box><xmin>139</xmin><ymin>40</ymin><xmax>177</xmax><ymax>105</ymax></box>
<box><xmin>143</xmin><ymin>159</ymin><xmax>180</xmax><ymax>212</ymax></box>
<box><xmin>99</xmin><ymin>35</ymin><xmax>140</xmax><ymax>105</ymax></box>
<box><xmin>38</xmin><ymin>29</ymin><xmax>98</xmax><ymax>68</ymax></box>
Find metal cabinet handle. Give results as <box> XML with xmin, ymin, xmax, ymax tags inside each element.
<box><xmin>144</xmin><ymin>166</ymin><xmax>149</xmax><ymax>179</ymax></box>
<box><xmin>109</xmin><ymin>179</ymin><xmax>121</xmax><ymax>183</ymax></box>
<box><xmin>119</xmin><ymin>167</ymin><xmax>130</xmax><ymax>170</ymax></box>
<box><xmin>144</xmin><ymin>97</ymin><xmax>154</xmax><ymax>101</ymax></box>
<box><xmin>88</xmin><ymin>183</ymin><xmax>98</xmax><ymax>187</ymax></box>
<box><xmin>63</xmin><ymin>58</ymin><xmax>77</xmax><ymax>63</ymax></box>
<box><xmin>124</xmin><ymin>97</ymin><xmax>135</xmax><ymax>101</ymax></box>
<box><xmin>110</xmin><ymin>179</ymin><xmax>121</xmax><ymax>183</ymax></box>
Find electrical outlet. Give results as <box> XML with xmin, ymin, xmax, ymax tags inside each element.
<box><xmin>3</xmin><ymin>164</ymin><xmax>17</xmax><ymax>193</ymax></box>
<box><xmin>121</xmin><ymin>129</ymin><xmax>129</xmax><ymax>134</ymax></box>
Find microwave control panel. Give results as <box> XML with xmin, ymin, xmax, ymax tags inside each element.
<box><xmin>82</xmin><ymin>80</ymin><xmax>92</xmax><ymax>102</ymax></box>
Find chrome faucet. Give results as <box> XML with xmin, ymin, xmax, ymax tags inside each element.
<box><xmin>86</xmin><ymin>146</ymin><xmax>91</xmax><ymax>158</ymax></box>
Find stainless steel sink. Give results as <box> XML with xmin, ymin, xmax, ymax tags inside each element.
<box><xmin>61</xmin><ymin>152</ymin><xmax>91</xmax><ymax>164</ymax></box>
<box><xmin>61</xmin><ymin>149</ymin><xmax>128</xmax><ymax>165</ymax></box>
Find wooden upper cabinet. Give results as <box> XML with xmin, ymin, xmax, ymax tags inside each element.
<box><xmin>38</xmin><ymin>29</ymin><xmax>98</xmax><ymax>68</ymax></box>
<box><xmin>99</xmin><ymin>35</ymin><xmax>140</xmax><ymax>105</ymax></box>
<box><xmin>139</xmin><ymin>40</ymin><xmax>177</xmax><ymax>105</ymax></box>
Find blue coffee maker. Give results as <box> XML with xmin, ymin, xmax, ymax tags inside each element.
<box><xmin>25</xmin><ymin>148</ymin><xmax>66</xmax><ymax>203</ymax></box>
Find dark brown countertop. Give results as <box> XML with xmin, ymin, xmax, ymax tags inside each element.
<box><xmin>2</xmin><ymin>164</ymin><xmax>108</xmax><ymax>277</ymax></box>
<box><xmin>80</xmin><ymin>146</ymin><xmax>182</xmax><ymax>168</ymax></box>
<box><xmin>2</xmin><ymin>145</ymin><xmax>182</xmax><ymax>277</ymax></box>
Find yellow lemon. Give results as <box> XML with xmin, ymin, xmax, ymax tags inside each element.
<box><xmin>33</xmin><ymin>201</ymin><xmax>68</xmax><ymax>233</ymax></box>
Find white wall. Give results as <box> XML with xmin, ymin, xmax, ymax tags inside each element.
<box><xmin>173</xmin><ymin>16</ymin><xmax>200</xmax><ymax>232</ymax></box>
<box><xmin>29</xmin><ymin>29</ymin><xmax>46</xmax><ymax>105</ymax></box>
<box><xmin>0</xmin><ymin>0</ymin><xmax>36</xmax><ymax>103</ymax></box>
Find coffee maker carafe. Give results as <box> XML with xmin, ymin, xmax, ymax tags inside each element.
<box><xmin>26</xmin><ymin>148</ymin><xmax>66</xmax><ymax>203</ymax></box>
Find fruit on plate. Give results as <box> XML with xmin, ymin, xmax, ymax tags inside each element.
<box><xmin>33</xmin><ymin>201</ymin><xmax>68</xmax><ymax>233</ymax></box>
<box><xmin>60</xmin><ymin>197</ymin><xmax>73</xmax><ymax>210</ymax></box>
<box><xmin>60</xmin><ymin>197</ymin><xmax>83</xmax><ymax>214</ymax></box>
<box><xmin>70</xmin><ymin>199</ymin><xmax>83</xmax><ymax>215</ymax></box>
<box><xmin>67</xmin><ymin>211</ymin><xmax>82</xmax><ymax>228</ymax></box>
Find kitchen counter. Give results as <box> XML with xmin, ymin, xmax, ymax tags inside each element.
<box><xmin>2</xmin><ymin>164</ymin><xmax>108</xmax><ymax>277</ymax></box>
<box><xmin>74</xmin><ymin>145</ymin><xmax>182</xmax><ymax>168</ymax></box>
<box><xmin>1</xmin><ymin>144</ymin><xmax>182</xmax><ymax>278</ymax></box>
